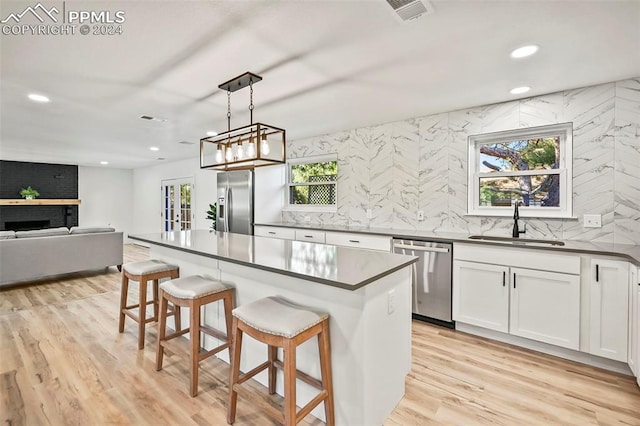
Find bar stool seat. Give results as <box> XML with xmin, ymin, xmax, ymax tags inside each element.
<box><xmin>156</xmin><ymin>275</ymin><xmax>235</xmax><ymax>397</ymax></box>
<box><xmin>118</xmin><ymin>260</ymin><xmax>179</xmax><ymax>349</ymax></box>
<box><xmin>227</xmin><ymin>296</ymin><xmax>335</xmax><ymax>426</ymax></box>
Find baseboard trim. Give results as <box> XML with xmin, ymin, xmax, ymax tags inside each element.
<box><xmin>456</xmin><ymin>322</ymin><xmax>632</xmax><ymax>376</ymax></box>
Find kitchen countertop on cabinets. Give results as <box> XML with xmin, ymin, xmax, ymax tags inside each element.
<box><xmin>128</xmin><ymin>230</ymin><xmax>417</xmax><ymax>290</ymax></box>
<box><xmin>256</xmin><ymin>222</ymin><xmax>640</xmax><ymax>265</ymax></box>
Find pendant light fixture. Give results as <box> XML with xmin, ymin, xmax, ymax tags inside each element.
<box><xmin>200</xmin><ymin>72</ymin><xmax>286</xmax><ymax>171</ymax></box>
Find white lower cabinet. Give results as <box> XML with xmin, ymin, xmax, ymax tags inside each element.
<box><xmin>453</xmin><ymin>261</ymin><xmax>509</xmax><ymax>332</ymax></box>
<box><xmin>509</xmin><ymin>267</ymin><xmax>580</xmax><ymax>349</ymax></box>
<box><xmin>453</xmin><ymin>244</ymin><xmax>581</xmax><ymax>351</ymax></box>
<box><xmin>628</xmin><ymin>265</ymin><xmax>638</xmax><ymax>377</ymax></box>
<box><xmin>588</xmin><ymin>258</ymin><xmax>629</xmax><ymax>362</ymax></box>
<box><xmin>325</xmin><ymin>231</ymin><xmax>391</xmax><ymax>252</ymax></box>
<box><xmin>254</xmin><ymin>225</ymin><xmax>295</xmax><ymax>240</ymax></box>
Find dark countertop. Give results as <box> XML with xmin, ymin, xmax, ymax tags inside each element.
<box><xmin>128</xmin><ymin>230</ymin><xmax>418</xmax><ymax>291</ymax></box>
<box><xmin>255</xmin><ymin>222</ymin><xmax>640</xmax><ymax>266</ymax></box>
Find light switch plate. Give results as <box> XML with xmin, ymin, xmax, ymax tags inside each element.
<box><xmin>584</xmin><ymin>214</ymin><xmax>602</xmax><ymax>228</ymax></box>
<box><xmin>417</xmin><ymin>210</ymin><xmax>424</xmax><ymax>221</ymax></box>
<box><xmin>366</xmin><ymin>209</ymin><xmax>373</xmax><ymax>219</ymax></box>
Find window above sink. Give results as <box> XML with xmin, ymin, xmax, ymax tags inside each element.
<box><xmin>467</xmin><ymin>122</ymin><xmax>574</xmax><ymax>218</ymax></box>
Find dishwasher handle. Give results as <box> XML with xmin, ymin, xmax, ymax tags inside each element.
<box><xmin>393</xmin><ymin>243</ymin><xmax>450</xmax><ymax>253</ymax></box>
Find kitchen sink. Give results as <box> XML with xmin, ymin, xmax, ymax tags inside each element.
<box><xmin>468</xmin><ymin>235</ymin><xmax>565</xmax><ymax>246</ymax></box>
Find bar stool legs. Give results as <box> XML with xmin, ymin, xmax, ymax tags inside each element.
<box><xmin>227</xmin><ymin>296</ymin><xmax>335</xmax><ymax>426</ymax></box>
<box><xmin>118</xmin><ymin>260</ymin><xmax>179</xmax><ymax>349</ymax></box>
<box><xmin>156</xmin><ymin>275</ymin><xmax>235</xmax><ymax>397</ymax></box>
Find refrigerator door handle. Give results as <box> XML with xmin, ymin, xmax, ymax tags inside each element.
<box><xmin>225</xmin><ymin>187</ymin><xmax>231</xmax><ymax>232</ymax></box>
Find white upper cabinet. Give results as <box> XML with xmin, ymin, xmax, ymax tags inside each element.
<box><xmin>589</xmin><ymin>258</ymin><xmax>629</xmax><ymax>362</ymax></box>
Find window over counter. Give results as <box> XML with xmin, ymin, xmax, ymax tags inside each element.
<box><xmin>285</xmin><ymin>154</ymin><xmax>338</xmax><ymax>212</ymax></box>
<box><xmin>467</xmin><ymin>122</ymin><xmax>573</xmax><ymax>218</ymax></box>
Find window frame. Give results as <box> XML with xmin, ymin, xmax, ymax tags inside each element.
<box><xmin>284</xmin><ymin>154</ymin><xmax>338</xmax><ymax>213</ymax></box>
<box><xmin>467</xmin><ymin>122</ymin><xmax>573</xmax><ymax>218</ymax></box>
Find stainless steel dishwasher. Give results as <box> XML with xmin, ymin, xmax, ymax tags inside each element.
<box><xmin>393</xmin><ymin>238</ymin><xmax>454</xmax><ymax>328</ymax></box>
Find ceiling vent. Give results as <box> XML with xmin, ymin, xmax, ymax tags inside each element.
<box><xmin>140</xmin><ymin>115</ymin><xmax>167</xmax><ymax>123</ymax></box>
<box><xmin>386</xmin><ymin>0</ymin><xmax>434</xmax><ymax>22</ymax></box>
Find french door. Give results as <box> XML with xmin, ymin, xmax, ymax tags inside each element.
<box><xmin>161</xmin><ymin>178</ymin><xmax>194</xmax><ymax>231</ymax></box>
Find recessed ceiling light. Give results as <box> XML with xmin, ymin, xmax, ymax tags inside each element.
<box><xmin>510</xmin><ymin>45</ymin><xmax>539</xmax><ymax>59</ymax></box>
<box><xmin>149</xmin><ymin>146</ymin><xmax>160</xmax><ymax>151</ymax></box>
<box><xmin>28</xmin><ymin>93</ymin><xmax>50</xmax><ymax>103</ymax></box>
<box><xmin>510</xmin><ymin>86</ymin><xmax>531</xmax><ymax>95</ymax></box>
<box><xmin>206</xmin><ymin>131</ymin><xmax>218</xmax><ymax>136</ymax></box>
<box><xmin>100</xmin><ymin>161</ymin><xmax>109</xmax><ymax>165</ymax></box>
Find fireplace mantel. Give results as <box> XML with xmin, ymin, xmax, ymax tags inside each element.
<box><xmin>0</xmin><ymin>199</ymin><xmax>81</xmax><ymax>206</ymax></box>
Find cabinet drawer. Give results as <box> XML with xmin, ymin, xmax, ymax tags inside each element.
<box><xmin>325</xmin><ymin>232</ymin><xmax>391</xmax><ymax>252</ymax></box>
<box><xmin>295</xmin><ymin>230</ymin><xmax>326</xmax><ymax>243</ymax></box>
<box><xmin>254</xmin><ymin>226</ymin><xmax>295</xmax><ymax>240</ymax></box>
<box><xmin>454</xmin><ymin>243</ymin><xmax>580</xmax><ymax>275</ymax></box>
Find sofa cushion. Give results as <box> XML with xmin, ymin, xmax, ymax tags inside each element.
<box><xmin>69</xmin><ymin>226</ymin><xmax>115</xmax><ymax>235</ymax></box>
<box><xmin>16</xmin><ymin>227</ymin><xmax>70</xmax><ymax>238</ymax></box>
<box><xmin>0</xmin><ymin>231</ymin><xmax>16</xmax><ymax>239</ymax></box>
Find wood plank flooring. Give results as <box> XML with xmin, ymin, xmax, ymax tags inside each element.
<box><xmin>1</xmin><ymin>244</ymin><xmax>639</xmax><ymax>425</ymax></box>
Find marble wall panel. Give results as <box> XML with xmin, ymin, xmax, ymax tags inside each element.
<box><xmin>283</xmin><ymin>78</ymin><xmax>640</xmax><ymax>245</ymax></box>
<box><xmin>417</xmin><ymin>113</ymin><xmax>449</xmax><ymax>231</ymax></box>
<box><xmin>390</xmin><ymin>120</ymin><xmax>420</xmax><ymax>229</ymax></box>
<box><xmin>614</xmin><ymin>78</ymin><xmax>640</xmax><ymax>244</ymax></box>
<box><xmin>562</xmin><ymin>83</ymin><xmax>616</xmax><ymax>242</ymax></box>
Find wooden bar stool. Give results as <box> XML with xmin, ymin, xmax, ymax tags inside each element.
<box><xmin>156</xmin><ymin>275</ymin><xmax>235</xmax><ymax>397</ymax></box>
<box><xmin>227</xmin><ymin>296</ymin><xmax>335</xmax><ymax>426</ymax></box>
<box><xmin>118</xmin><ymin>259</ymin><xmax>179</xmax><ymax>349</ymax></box>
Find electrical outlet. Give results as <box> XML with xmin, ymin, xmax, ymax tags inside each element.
<box><xmin>387</xmin><ymin>289</ymin><xmax>395</xmax><ymax>315</ymax></box>
<box><xmin>304</xmin><ymin>215</ymin><xmax>311</xmax><ymax>223</ymax></box>
<box><xmin>366</xmin><ymin>209</ymin><xmax>373</xmax><ymax>219</ymax></box>
<box><xmin>584</xmin><ymin>214</ymin><xmax>602</xmax><ymax>228</ymax></box>
<box><xmin>417</xmin><ymin>210</ymin><xmax>424</xmax><ymax>221</ymax></box>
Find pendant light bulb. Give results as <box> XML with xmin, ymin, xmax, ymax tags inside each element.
<box><xmin>237</xmin><ymin>141</ymin><xmax>244</xmax><ymax>159</ymax></box>
<box><xmin>247</xmin><ymin>137</ymin><xmax>256</xmax><ymax>157</ymax></box>
<box><xmin>225</xmin><ymin>144</ymin><xmax>234</xmax><ymax>162</ymax></box>
<box><xmin>261</xmin><ymin>133</ymin><xmax>270</xmax><ymax>156</ymax></box>
<box><xmin>215</xmin><ymin>145</ymin><xmax>223</xmax><ymax>163</ymax></box>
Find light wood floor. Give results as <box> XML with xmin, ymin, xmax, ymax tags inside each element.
<box><xmin>1</xmin><ymin>244</ymin><xmax>639</xmax><ymax>425</ymax></box>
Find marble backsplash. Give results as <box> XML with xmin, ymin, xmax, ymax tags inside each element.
<box><xmin>282</xmin><ymin>78</ymin><xmax>640</xmax><ymax>245</ymax></box>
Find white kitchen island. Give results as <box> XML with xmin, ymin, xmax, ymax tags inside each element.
<box><xmin>129</xmin><ymin>230</ymin><xmax>417</xmax><ymax>426</ymax></box>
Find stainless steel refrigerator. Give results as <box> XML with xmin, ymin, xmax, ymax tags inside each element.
<box><xmin>216</xmin><ymin>170</ymin><xmax>254</xmax><ymax>235</ymax></box>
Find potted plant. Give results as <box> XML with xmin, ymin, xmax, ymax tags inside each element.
<box><xmin>20</xmin><ymin>186</ymin><xmax>40</xmax><ymax>200</ymax></box>
<box><xmin>206</xmin><ymin>203</ymin><xmax>217</xmax><ymax>230</ymax></box>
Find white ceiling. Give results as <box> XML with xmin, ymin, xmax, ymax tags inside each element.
<box><xmin>1</xmin><ymin>0</ymin><xmax>639</xmax><ymax>169</ymax></box>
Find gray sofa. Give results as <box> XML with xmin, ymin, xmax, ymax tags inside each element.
<box><xmin>0</xmin><ymin>226</ymin><xmax>123</xmax><ymax>287</ymax></box>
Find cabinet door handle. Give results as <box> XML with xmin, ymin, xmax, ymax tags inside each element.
<box><xmin>595</xmin><ymin>264</ymin><xmax>599</xmax><ymax>282</ymax></box>
<box><xmin>304</xmin><ymin>235</ymin><xmax>313</xmax><ymax>238</ymax></box>
<box><xmin>268</xmin><ymin>231</ymin><xmax>276</xmax><ymax>235</ymax></box>
<box><xmin>348</xmin><ymin>239</ymin><xmax>360</xmax><ymax>243</ymax></box>
<box><xmin>513</xmin><ymin>273</ymin><xmax>516</xmax><ymax>289</ymax></box>
<box><xmin>502</xmin><ymin>271</ymin><xmax>506</xmax><ymax>287</ymax></box>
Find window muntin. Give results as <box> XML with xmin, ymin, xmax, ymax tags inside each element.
<box><xmin>286</xmin><ymin>155</ymin><xmax>337</xmax><ymax>211</ymax></box>
<box><xmin>468</xmin><ymin>123</ymin><xmax>573</xmax><ymax>218</ymax></box>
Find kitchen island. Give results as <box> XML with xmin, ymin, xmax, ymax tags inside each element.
<box><xmin>129</xmin><ymin>230</ymin><xmax>417</xmax><ymax>426</ymax></box>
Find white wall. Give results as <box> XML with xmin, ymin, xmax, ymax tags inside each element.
<box><xmin>132</xmin><ymin>157</ymin><xmax>218</xmax><ymax>235</ymax></box>
<box><xmin>78</xmin><ymin>166</ymin><xmax>133</xmax><ymax>238</ymax></box>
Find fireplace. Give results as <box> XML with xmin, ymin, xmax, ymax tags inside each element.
<box><xmin>5</xmin><ymin>220</ymin><xmax>52</xmax><ymax>231</ymax></box>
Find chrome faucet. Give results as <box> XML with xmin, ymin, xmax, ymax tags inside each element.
<box><xmin>512</xmin><ymin>202</ymin><xmax>526</xmax><ymax>238</ymax></box>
